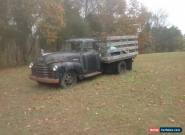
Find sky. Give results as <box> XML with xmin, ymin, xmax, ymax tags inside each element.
<box><xmin>137</xmin><ymin>0</ymin><xmax>185</xmax><ymax>34</ymax></box>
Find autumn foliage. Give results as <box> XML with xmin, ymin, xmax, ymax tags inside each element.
<box><xmin>0</xmin><ymin>0</ymin><xmax>184</xmax><ymax>67</ymax></box>
<box><xmin>38</xmin><ymin>0</ymin><xmax>64</xmax><ymax>44</ymax></box>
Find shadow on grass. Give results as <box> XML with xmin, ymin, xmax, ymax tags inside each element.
<box><xmin>78</xmin><ymin>73</ymin><xmax>114</xmax><ymax>84</ymax></box>
<box><xmin>31</xmin><ymin>83</ymin><xmax>61</xmax><ymax>92</ymax></box>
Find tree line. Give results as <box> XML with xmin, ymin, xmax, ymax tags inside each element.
<box><xmin>0</xmin><ymin>0</ymin><xmax>184</xmax><ymax>67</ymax></box>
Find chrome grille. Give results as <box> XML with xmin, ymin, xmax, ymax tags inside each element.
<box><xmin>32</xmin><ymin>64</ymin><xmax>56</xmax><ymax>78</ymax></box>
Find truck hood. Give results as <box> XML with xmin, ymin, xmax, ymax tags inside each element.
<box><xmin>36</xmin><ymin>52</ymin><xmax>80</xmax><ymax>64</ymax></box>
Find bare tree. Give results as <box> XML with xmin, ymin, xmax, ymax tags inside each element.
<box><xmin>150</xmin><ymin>9</ymin><xmax>168</xmax><ymax>28</ymax></box>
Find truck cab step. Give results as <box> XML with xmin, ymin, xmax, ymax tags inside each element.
<box><xmin>84</xmin><ymin>71</ymin><xmax>102</xmax><ymax>78</ymax></box>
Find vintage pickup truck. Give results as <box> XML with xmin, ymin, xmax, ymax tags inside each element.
<box><xmin>29</xmin><ymin>36</ymin><xmax>138</xmax><ymax>88</ymax></box>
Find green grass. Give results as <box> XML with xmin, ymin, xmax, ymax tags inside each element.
<box><xmin>0</xmin><ymin>52</ymin><xmax>185</xmax><ymax>135</ymax></box>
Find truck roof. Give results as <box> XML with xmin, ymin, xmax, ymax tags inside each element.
<box><xmin>107</xmin><ymin>35</ymin><xmax>138</xmax><ymax>41</ymax></box>
<box><xmin>66</xmin><ymin>38</ymin><xmax>96</xmax><ymax>42</ymax></box>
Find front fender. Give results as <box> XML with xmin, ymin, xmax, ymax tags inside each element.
<box><xmin>58</xmin><ymin>62</ymin><xmax>83</xmax><ymax>75</ymax></box>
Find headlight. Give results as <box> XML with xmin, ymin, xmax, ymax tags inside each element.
<box><xmin>52</xmin><ymin>65</ymin><xmax>58</xmax><ymax>71</ymax></box>
<box><xmin>29</xmin><ymin>62</ymin><xmax>34</xmax><ymax>69</ymax></box>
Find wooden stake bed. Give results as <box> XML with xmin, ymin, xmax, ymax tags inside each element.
<box><xmin>99</xmin><ymin>35</ymin><xmax>139</xmax><ymax>63</ymax></box>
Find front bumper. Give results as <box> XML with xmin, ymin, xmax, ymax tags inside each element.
<box><xmin>30</xmin><ymin>75</ymin><xmax>59</xmax><ymax>84</ymax></box>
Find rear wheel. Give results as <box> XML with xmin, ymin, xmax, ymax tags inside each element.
<box><xmin>117</xmin><ymin>61</ymin><xmax>126</xmax><ymax>74</ymax></box>
<box><xmin>60</xmin><ymin>71</ymin><xmax>77</xmax><ymax>89</ymax></box>
<box><xmin>126</xmin><ymin>59</ymin><xmax>133</xmax><ymax>70</ymax></box>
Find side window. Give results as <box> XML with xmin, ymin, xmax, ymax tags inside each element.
<box><xmin>71</xmin><ymin>42</ymin><xmax>81</xmax><ymax>52</ymax></box>
<box><xmin>83</xmin><ymin>42</ymin><xmax>94</xmax><ymax>52</ymax></box>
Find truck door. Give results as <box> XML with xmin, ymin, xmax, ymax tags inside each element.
<box><xmin>82</xmin><ymin>42</ymin><xmax>101</xmax><ymax>73</ymax></box>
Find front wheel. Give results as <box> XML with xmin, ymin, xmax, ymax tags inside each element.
<box><xmin>60</xmin><ymin>71</ymin><xmax>77</xmax><ymax>89</ymax></box>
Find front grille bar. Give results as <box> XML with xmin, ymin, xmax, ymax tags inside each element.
<box><xmin>32</xmin><ymin>64</ymin><xmax>57</xmax><ymax>78</ymax></box>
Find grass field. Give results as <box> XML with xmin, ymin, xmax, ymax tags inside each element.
<box><xmin>0</xmin><ymin>52</ymin><xmax>185</xmax><ymax>135</ymax></box>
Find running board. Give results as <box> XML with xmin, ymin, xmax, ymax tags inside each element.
<box><xmin>84</xmin><ymin>72</ymin><xmax>102</xmax><ymax>78</ymax></box>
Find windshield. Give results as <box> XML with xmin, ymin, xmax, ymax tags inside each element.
<box><xmin>62</xmin><ymin>41</ymin><xmax>82</xmax><ymax>52</ymax></box>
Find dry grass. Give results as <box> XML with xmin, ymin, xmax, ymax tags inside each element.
<box><xmin>0</xmin><ymin>52</ymin><xmax>185</xmax><ymax>135</ymax></box>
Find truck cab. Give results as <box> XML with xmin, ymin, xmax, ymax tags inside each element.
<box><xmin>65</xmin><ymin>38</ymin><xmax>101</xmax><ymax>74</ymax></box>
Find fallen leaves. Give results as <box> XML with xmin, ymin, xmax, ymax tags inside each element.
<box><xmin>86</xmin><ymin>107</ymin><xmax>90</xmax><ymax>111</ymax></box>
<box><xmin>137</xmin><ymin>117</ymin><xmax>141</xmax><ymax>121</ymax></box>
<box><xmin>26</xmin><ymin>124</ymin><xmax>31</xmax><ymax>128</ymax></box>
<box><xmin>28</xmin><ymin>108</ymin><xmax>32</xmax><ymax>111</ymax></box>
<box><xmin>168</xmin><ymin>117</ymin><xmax>175</xmax><ymax>123</ymax></box>
<box><xmin>0</xmin><ymin>53</ymin><xmax>185</xmax><ymax>134</ymax></box>
<box><xmin>27</xmin><ymin>105</ymin><xmax>45</xmax><ymax>113</ymax></box>
<box><xmin>33</xmin><ymin>105</ymin><xmax>45</xmax><ymax>111</ymax></box>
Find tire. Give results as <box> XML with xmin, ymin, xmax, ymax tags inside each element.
<box><xmin>60</xmin><ymin>71</ymin><xmax>77</xmax><ymax>89</ymax></box>
<box><xmin>126</xmin><ymin>59</ymin><xmax>133</xmax><ymax>71</ymax></box>
<box><xmin>117</xmin><ymin>61</ymin><xmax>126</xmax><ymax>74</ymax></box>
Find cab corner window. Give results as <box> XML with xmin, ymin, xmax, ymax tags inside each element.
<box><xmin>83</xmin><ymin>42</ymin><xmax>99</xmax><ymax>52</ymax></box>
